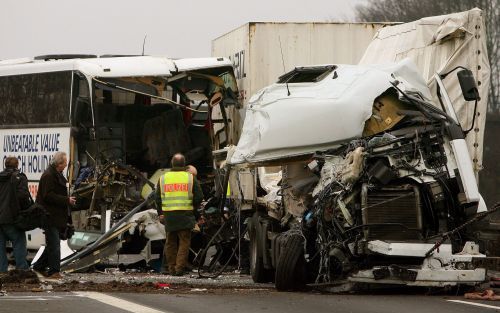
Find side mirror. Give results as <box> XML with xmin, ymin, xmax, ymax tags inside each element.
<box><xmin>457</xmin><ymin>69</ymin><xmax>480</xmax><ymax>101</ymax></box>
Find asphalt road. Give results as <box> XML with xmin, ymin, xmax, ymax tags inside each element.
<box><xmin>1</xmin><ymin>291</ymin><xmax>500</xmax><ymax>313</ymax></box>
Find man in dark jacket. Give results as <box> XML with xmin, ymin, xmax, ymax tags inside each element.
<box><xmin>33</xmin><ymin>152</ymin><xmax>75</xmax><ymax>279</ymax></box>
<box><xmin>156</xmin><ymin>153</ymin><xmax>203</xmax><ymax>275</ymax></box>
<box><xmin>0</xmin><ymin>157</ymin><xmax>31</xmax><ymax>272</ymax></box>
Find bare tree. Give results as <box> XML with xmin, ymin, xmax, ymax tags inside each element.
<box><xmin>355</xmin><ymin>0</ymin><xmax>499</xmax><ymax>112</ymax></box>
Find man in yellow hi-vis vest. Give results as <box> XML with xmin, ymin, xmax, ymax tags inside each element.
<box><xmin>156</xmin><ymin>153</ymin><xmax>203</xmax><ymax>276</ymax></box>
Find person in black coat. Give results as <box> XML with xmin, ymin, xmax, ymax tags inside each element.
<box><xmin>0</xmin><ymin>157</ymin><xmax>31</xmax><ymax>272</ymax></box>
<box><xmin>33</xmin><ymin>152</ymin><xmax>75</xmax><ymax>278</ymax></box>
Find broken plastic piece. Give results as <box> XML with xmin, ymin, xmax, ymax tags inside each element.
<box><xmin>154</xmin><ymin>283</ymin><xmax>171</xmax><ymax>289</ymax></box>
<box><xmin>464</xmin><ymin>290</ymin><xmax>500</xmax><ymax>301</ymax></box>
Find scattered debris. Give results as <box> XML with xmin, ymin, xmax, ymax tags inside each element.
<box><xmin>40</xmin><ymin>284</ymin><xmax>54</xmax><ymax>291</ymax></box>
<box><xmin>465</xmin><ymin>289</ymin><xmax>500</xmax><ymax>301</ymax></box>
<box><xmin>0</xmin><ymin>270</ymin><xmax>39</xmax><ymax>284</ymax></box>
<box><xmin>190</xmin><ymin>288</ymin><xmax>208</xmax><ymax>292</ymax></box>
<box><xmin>154</xmin><ymin>283</ymin><xmax>171</xmax><ymax>290</ymax></box>
<box><xmin>104</xmin><ymin>268</ymin><xmax>122</xmax><ymax>275</ymax></box>
<box><xmin>0</xmin><ymin>272</ymin><xmax>271</xmax><ymax>294</ymax></box>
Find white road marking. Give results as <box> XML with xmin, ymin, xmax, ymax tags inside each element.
<box><xmin>75</xmin><ymin>292</ymin><xmax>173</xmax><ymax>313</ymax></box>
<box><xmin>1</xmin><ymin>297</ymin><xmax>49</xmax><ymax>301</ymax></box>
<box><xmin>447</xmin><ymin>300</ymin><xmax>500</xmax><ymax>310</ymax></box>
<box><xmin>0</xmin><ymin>295</ymin><xmax>62</xmax><ymax>301</ymax></box>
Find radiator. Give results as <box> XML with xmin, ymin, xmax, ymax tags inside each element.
<box><xmin>361</xmin><ymin>184</ymin><xmax>422</xmax><ymax>241</ymax></box>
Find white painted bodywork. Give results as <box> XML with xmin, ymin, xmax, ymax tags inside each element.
<box><xmin>212</xmin><ymin>22</ymin><xmax>391</xmax><ymax>108</ymax></box>
<box><xmin>350</xmin><ymin>241</ymin><xmax>486</xmax><ymax>286</ymax></box>
<box><xmin>350</xmin><ymin>268</ymin><xmax>486</xmax><ymax>286</ymax></box>
<box><xmin>434</xmin><ymin>74</ymin><xmax>460</xmax><ymax>124</ymax></box>
<box><xmin>433</xmin><ymin>73</ymin><xmax>483</xmax><ymax>206</ymax></box>
<box><xmin>230</xmin><ymin>59</ymin><xmax>429</xmax><ymax>164</ymax></box>
<box><xmin>174</xmin><ymin>58</ymin><xmax>233</xmax><ymax>72</ymax></box>
<box><xmin>0</xmin><ymin>56</ymin><xmax>233</xmax><ymax>79</ymax></box>
<box><xmin>450</xmin><ymin>139</ymin><xmax>482</xmax><ymax>204</ymax></box>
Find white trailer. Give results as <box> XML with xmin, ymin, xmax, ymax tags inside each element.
<box><xmin>212</xmin><ymin>22</ymin><xmax>391</xmax><ymax>141</ymax></box>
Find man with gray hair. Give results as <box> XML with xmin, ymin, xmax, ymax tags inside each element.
<box><xmin>33</xmin><ymin>152</ymin><xmax>75</xmax><ymax>279</ymax></box>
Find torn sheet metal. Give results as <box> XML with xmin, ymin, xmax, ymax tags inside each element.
<box><xmin>359</xmin><ymin>8</ymin><xmax>490</xmax><ymax>173</ymax></box>
<box><xmin>282</xmin><ymin>163</ymin><xmax>318</xmax><ymax>218</ymax></box>
<box><xmin>128</xmin><ymin>209</ymin><xmax>165</xmax><ymax>242</ymax></box>
<box><xmin>230</xmin><ymin>59</ymin><xmax>430</xmax><ymax>164</ymax></box>
<box><xmin>256</xmin><ymin>167</ymin><xmax>282</xmax><ymax>218</ymax></box>
<box><xmin>312</xmin><ymin>147</ymin><xmax>365</xmax><ymax>198</ymax></box>
<box><xmin>173</xmin><ymin>58</ymin><xmax>234</xmax><ymax>72</ymax></box>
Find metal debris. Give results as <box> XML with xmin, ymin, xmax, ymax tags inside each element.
<box><xmin>465</xmin><ymin>290</ymin><xmax>500</xmax><ymax>301</ymax></box>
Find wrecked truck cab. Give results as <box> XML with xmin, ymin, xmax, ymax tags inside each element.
<box><xmin>229</xmin><ymin>59</ymin><xmax>491</xmax><ymax>290</ymax></box>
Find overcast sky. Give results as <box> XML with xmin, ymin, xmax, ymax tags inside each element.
<box><xmin>0</xmin><ymin>0</ymin><xmax>366</xmax><ymax>60</ymax></box>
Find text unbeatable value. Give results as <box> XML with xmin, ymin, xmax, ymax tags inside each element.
<box><xmin>2</xmin><ymin>133</ymin><xmax>61</xmax><ymax>153</ymax></box>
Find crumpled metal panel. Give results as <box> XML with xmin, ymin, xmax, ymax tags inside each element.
<box><xmin>359</xmin><ymin>8</ymin><xmax>490</xmax><ymax>173</ymax></box>
<box><xmin>230</xmin><ymin>59</ymin><xmax>429</xmax><ymax>164</ymax></box>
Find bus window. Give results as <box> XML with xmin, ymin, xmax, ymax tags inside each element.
<box><xmin>70</xmin><ymin>73</ymin><xmax>93</xmax><ymax>182</ymax></box>
<box><xmin>71</xmin><ymin>73</ymin><xmax>92</xmax><ymax>127</ymax></box>
<box><xmin>0</xmin><ymin>71</ymin><xmax>72</xmax><ymax>127</ymax></box>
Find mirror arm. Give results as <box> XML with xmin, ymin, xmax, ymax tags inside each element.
<box><xmin>463</xmin><ymin>99</ymin><xmax>479</xmax><ymax>136</ymax></box>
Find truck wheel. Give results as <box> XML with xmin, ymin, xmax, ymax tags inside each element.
<box><xmin>248</xmin><ymin>214</ymin><xmax>272</xmax><ymax>283</ymax></box>
<box><xmin>275</xmin><ymin>233</ymin><xmax>306</xmax><ymax>291</ymax></box>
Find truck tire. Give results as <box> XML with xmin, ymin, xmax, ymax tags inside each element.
<box><xmin>248</xmin><ymin>214</ymin><xmax>272</xmax><ymax>283</ymax></box>
<box><xmin>275</xmin><ymin>233</ymin><xmax>306</xmax><ymax>291</ymax></box>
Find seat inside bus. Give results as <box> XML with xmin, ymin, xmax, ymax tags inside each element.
<box><xmin>72</xmin><ymin>85</ymin><xmax>214</xmax><ymax>184</ymax></box>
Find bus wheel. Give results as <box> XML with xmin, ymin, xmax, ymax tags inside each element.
<box><xmin>275</xmin><ymin>232</ymin><xmax>306</xmax><ymax>291</ymax></box>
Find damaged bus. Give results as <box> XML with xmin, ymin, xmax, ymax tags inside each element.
<box><xmin>227</xmin><ymin>9</ymin><xmax>497</xmax><ymax>291</ymax></box>
<box><xmin>0</xmin><ymin>55</ymin><xmax>239</xmax><ymax>270</ymax></box>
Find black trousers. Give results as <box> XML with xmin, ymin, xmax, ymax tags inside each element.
<box><xmin>33</xmin><ymin>226</ymin><xmax>61</xmax><ymax>275</ymax></box>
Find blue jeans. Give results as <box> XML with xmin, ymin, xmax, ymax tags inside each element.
<box><xmin>33</xmin><ymin>226</ymin><xmax>60</xmax><ymax>275</ymax></box>
<box><xmin>0</xmin><ymin>224</ymin><xmax>28</xmax><ymax>272</ymax></box>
